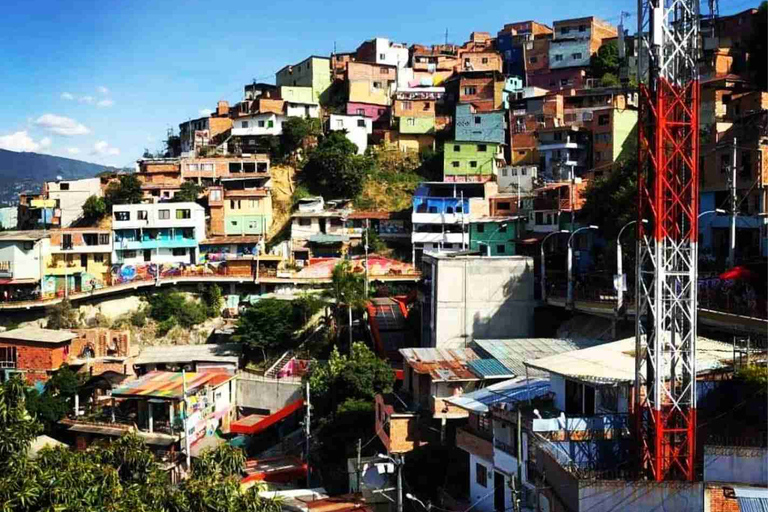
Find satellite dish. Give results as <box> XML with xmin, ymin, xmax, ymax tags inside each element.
<box><xmin>362</xmin><ymin>462</ymin><xmax>394</xmax><ymax>489</ymax></box>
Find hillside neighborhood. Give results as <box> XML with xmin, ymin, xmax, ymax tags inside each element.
<box><xmin>0</xmin><ymin>4</ymin><xmax>767</xmax><ymax>512</ymax></box>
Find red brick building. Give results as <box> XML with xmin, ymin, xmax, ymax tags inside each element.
<box><xmin>0</xmin><ymin>327</ymin><xmax>78</xmax><ymax>384</ymax></box>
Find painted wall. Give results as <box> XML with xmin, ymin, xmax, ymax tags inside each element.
<box><xmin>348</xmin><ymin>81</ymin><xmax>391</xmax><ymax>106</ymax></box>
<box><xmin>0</xmin><ymin>207</ymin><xmax>18</xmax><ymax>230</ymax></box>
<box><xmin>397</xmin><ymin>133</ymin><xmax>435</xmax><ymax>153</ymax></box>
<box><xmin>468</xmin><ymin>453</ymin><xmax>495</xmax><ymax>512</ymax></box>
<box><xmin>231</xmin><ymin>114</ymin><xmax>285</xmax><ymax>136</ymax></box>
<box><xmin>0</xmin><ymin>238</ymin><xmax>49</xmax><ymax>281</ymax></box>
<box><xmin>455</xmin><ymin>104</ymin><xmax>506</xmax><ymax>144</ymax></box>
<box><xmin>276</xmin><ymin>56</ymin><xmax>331</xmax><ymax>103</ymax></box>
<box><xmin>444</xmin><ymin>141</ymin><xmax>502</xmax><ymax>178</ymax></box>
<box><xmin>346</xmin><ymin>102</ymin><xmax>389</xmax><ymax>123</ymax></box>
<box><xmin>224</xmin><ymin>195</ymin><xmax>272</xmax><ymax>236</ymax></box>
<box><xmin>329</xmin><ymin>114</ymin><xmax>372</xmax><ymax>154</ymax></box>
<box><xmin>399</xmin><ymin>116</ymin><xmax>436</xmax><ymax>134</ymax></box>
<box><xmin>469</xmin><ymin>221</ymin><xmax>518</xmax><ymax>256</ymax></box>
<box><xmin>549</xmin><ymin>39</ymin><xmax>591</xmax><ymax>69</ymax></box>
<box><xmin>285</xmin><ymin>103</ymin><xmax>320</xmax><ymax>119</ymax></box>
<box><xmin>498</xmin><ymin>166</ymin><xmax>538</xmax><ymax>193</ymax></box>
<box><xmin>704</xmin><ymin>445</ymin><xmax>768</xmax><ymax>485</ymax></box>
<box><xmin>279</xmin><ymin>86</ymin><xmax>314</xmax><ymax>104</ymax></box>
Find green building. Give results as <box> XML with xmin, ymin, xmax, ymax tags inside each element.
<box><xmin>276</xmin><ymin>56</ymin><xmax>332</xmax><ymax>104</ymax></box>
<box><xmin>399</xmin><ymin>116</ymin><xmax>436</xmax><ymax>134</ymax></box>
<box><xmin>444</xmin><ymin>141</ymin><xmax>503</xmax><ymax>180</ymax></box>
<box><xmin>469</xmin><ymin>218</ymin><xmax>521</xmax><ymax>256</ymax></box>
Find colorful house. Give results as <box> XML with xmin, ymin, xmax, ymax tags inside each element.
<box><xmin>455</xmin><ymin>104</ymin><xmax>506</xmax><ymax>145</ymax></box>
<box><xmin>443</xmin><ymin>141</ymin><xmax>505</xmax><ymax>182</ymax></box>
<box><xmin>469</xmin><ymin>217</ymin><xmax>522</xmax><ymax>256</ymax></box>
<box><xmin>275</xmin><ymin>56</ymin><xmax>332</xmax><ymax>104</ymax></box>
<box><xmin>45</xmin><ymin>228</ymin><xmax>112</xmax><ymax>297</ymax></box>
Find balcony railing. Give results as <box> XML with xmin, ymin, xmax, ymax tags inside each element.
<box><xmin>533</xmin><ymin>413</ymin><xmax>631</xmax><ymax>441</ymax></box>
<box><xmin>0</xmin><ymin>261</ymin><xmax>12</xmax><ymax>277</ymax></box>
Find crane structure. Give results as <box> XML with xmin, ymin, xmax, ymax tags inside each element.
<box><xmin>635</xmin><ymin>0</ymin><xmax>700</xmax><ymax>482</ymax></box>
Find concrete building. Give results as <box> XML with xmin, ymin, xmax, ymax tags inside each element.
<box><xmin>537</xmin><ymin>126</ymin><xmax>592</xmax><ymax>180</ymax></box>
<box><xmin>0</xmin><ymin>206</ymin><xmax>18</xmax><ymax>230</ymax></box>
<box><xmin>111</xmin><ymin>203</ymin><xmax>205</xmax><ymax>265</ymax></box>
<box><xmin>346</xmin><ymin>61</ymin><xmax>398</xmax><ymax>107</ymax></box>
<box><xmin>419</xmin><ymin>253</ymin><xmax>535</xmax><ymax>348</ymax></box>
<box><xmin>0</xmin><ymin>230</ymin><xmax>50</xmax><ymax>300</ymax></box>
<box><xmin>393</xmin><ymin>87</ymin><xmax>445</xmax><ymax>118</ymax></box>
<box><xmin>276</xmin><ymin>56</ymin><xmax>332</xmax><ymax>104</ymax></box>
<box><xmin>345</xmin><ymin>102</ymin><xmax>390</xmax><ymax>126</ymax></box>
<box><xmin>0</xmin><ymin>327</ymin><xmax>79</xmax><ymax>384</ymax></box>
<box><xmin>178</xmin><ymin>102</ymin><xmax>233</xmax><ymax>156</ymax></box>
<box><xmin>444</xmin><ymin>71</ymin><xmax>505</xmax><ymax>111</ymax></box>
<box><xmin>469</xmin><ymin>217</ymin><xmax>523</xmax><ymax>256</ymax></box>
<box><xmin>498</xmin><ymin>166</ymin><xmax>538</xmax><ymax>193</ymax></box>
<box><xmin>133</xmin><ymin>343</ymin><xmax>241</xmax><ymax>374</ymax></box>
<box><xmin>231</xmin><ymin>112</ymin><xmax>286</xmax><ymax>137</ymax></box>
<box><xmin>549</xmin><ymin>17</ymin><xmax>617</xmax><ymax>70</ymax></box>
<box><xmin>44</xmin><ymin>228</ymin><xmax>112</xmax><ymax>297</ymax></box>
<box><xmin>355</xmin><ymin>37</ymin><xmax>409</xmax><ymax>69</ymax></box>
<box><xmin>496</xmin><ymin>21</ymin><xmax>554</xmax><ymax>78</ymax></box>
<box><xmin>208</xmin><ymin>177</ymin><xmax>272</xmax><ymax>237</ymax></box>
<box><xmin>136</xmin><ymin>158</ymin><xmax>182</xmax><ymax>202</ymax></box>
<box><xmin>329</xmin><ymin>114</ymin><xmax>373</xmax><ymax>155</ymax></box>
<box><xmin>455</xmin><ymin>104</ymin><xmax>506</xmax><ymax>145</ymax></box>
<box><xmin>43</xmin><ymin>177</ymin><xmax>102</xmax><ymax>228</ymax></box>
<box><xmin>443</xmin><ymin>141</ymin><xmax>505</xmax><ymax>183</ymax></box>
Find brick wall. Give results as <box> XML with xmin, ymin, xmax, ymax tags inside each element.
<box><xmin>210</xmin><ymin>204</ymin><xmax>225</xmax><ymax>235</ymax></box>
<box><xmin>70</xmin><ymin>328</ymin><xmax>130</xmax><ymax>360</ymax></box>
<box><xmin>347</xmin><ymin>61</ymin><xmax>396</xmax><ymax>82</ymax></box>
<box><xmin>706</xmin><ymin>485</ymin><xmax>740</xmax><ymax>512</ymax></box>
<box><xmin>0</xmin><ymin>340</ymin><xmax>70</xmax><ymax>383</ymax></box>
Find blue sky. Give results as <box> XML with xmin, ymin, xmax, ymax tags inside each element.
<box><xmin>0</xmin><ymin>0</ymin><xmax>755</xmax><ymax>169</ymax></box>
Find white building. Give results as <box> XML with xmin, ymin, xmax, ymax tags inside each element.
<box><xmin>370</xmin><ymin>37</ymin><xmax>410</xmax><ymax>69</ymax></box>
<box><xmin>285</xmin><ymin>102</ymin><xmax>320</xmax><ymax>119</ymax></box>
<box><xmin>329</xmin><ymin>114</ymin><xmax>373</xmax><ymax>155</ymax></box>
<box><xmin>231</xmin><ymin>113</ymin><xmax>286</xmax><ymax>137</ymax></box>
<box><xmin>111</xmin><ymin>203</ymin><xmax>206</xmax><ymax>265</ymax></box>
<box><xmin>0</xmin><ymin>230</ymin><xmax>50</xmax><ymax>283</ymax></box>
<box><xmin>46</xmin><ymin>177</ymin><xmax>102</xmax><ymax>227</ymax></box>
<box><xmin>498</xmin><ymin>166</ymin><xmax>538</xmax><ymax>193</ymax></box>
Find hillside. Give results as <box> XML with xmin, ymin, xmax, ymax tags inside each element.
<box><xmin>0</xmin><ymin>149</ymin><xmax>120</xmax><ymax>205</ymax></box>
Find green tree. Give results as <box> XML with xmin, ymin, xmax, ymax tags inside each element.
<box><xmin>599</xmin><ymin>72</ymin><xmax>620</xmax><ymax>87</ymax></box>
<box><xmin>590</xmin><ymin>40</ymin><xmax>619</xmax><ymax>82</ymax></box>
<box><xmin>146</xmin><ymin>290</ymin><xmax>209</xmax><ymax>333</ymax></box>
<box><xmin>303</xmin><ymin>132</ymin><xmax>371</xmax><ymax>198</ymax></box>
<box><xmin>233</xmin><ymin>298</ymin><xmax>296</xmax><ymax>361</ymax></box>
<box><xmin>325</xmin><ymin>261</ymin><xmax>367</xmax><ymax>345</ymax></box>
<box><xmin>280</xmin><ymin>117</ymin><xmax>322</xmax><ymax>158</ymax></box>
<box><xmin>47</xmin><ymin>299</ymin><xmax>80</xmax><ymax>329</ymax></box>
<box><xmin>173</xmin><ymin>181</ymin><xmax>204</xmax><ymax>203</ymax></box>
<box><xmin>201</xmin><ymin>284</ymin><xmax>224</xmax><ymax>318</ymax></box>
<box><xmin>25</xmin><ymin>365</ymin><xmax>81</xmax><ymax>430</ymax></box>
<box><xmin>81</xmin><ymin>195</ymin><xmax>106</xmax><ymax>221</ymax></box>
<box><xmin>104</xmin><ymin>174</ymin><xmax>143</xmax><ymax>211</ymax></box>
<box><xmin>0</xmin><ymin>377</ymin><xmax>41</xmax><ymax>466</ymax></box>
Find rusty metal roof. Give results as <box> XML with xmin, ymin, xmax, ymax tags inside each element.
<box><xmin>399</xmin><ymin>347</ymin><xmax>481</xmax><ymax>381</ymax></box>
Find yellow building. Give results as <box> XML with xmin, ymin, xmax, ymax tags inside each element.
<box><xmin>43</xmin><ymin>229</ymin><xmax>112</xmax><ymax>296</ymax></box>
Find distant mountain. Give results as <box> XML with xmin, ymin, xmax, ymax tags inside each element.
<box><xmin>0</xmin><ymin>149</ymin><xmax>120</xmax><ymax>183</ymax></box>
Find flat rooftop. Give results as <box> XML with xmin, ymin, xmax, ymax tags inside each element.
<box><xmin>0</xmin><ymin>327</ymin><xmax>78</xmax><ymax>344</ymax></box>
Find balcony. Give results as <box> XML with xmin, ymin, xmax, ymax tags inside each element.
<box><xmin>532</xmin><ymin>413</ymin><xmax>631</xmax><ymax>441</ymax></box>
<box><xmin>0</xmin><ymin>261</ymin><xmax>12</xmax><ymax>278</ymax></box>
<box><xmin>430</xmin><ymin>395</ymin><xmax>469</xmax><ymax>419</ymax></box>
<box><xmin>115</xmin><ymin>237</ymin><xmax>198</xmax><ymax>251</ymax></box>
<box><xmin>51</xmin><ymin>243</ymin><xmax>112</xmax><ymax>254</ymax></box>
<box><xmin>412</xmin><ymin>197</ymin><xmax>470</xmax><ymax>224</ymax></box>
<box><xmin>412</xmin><ymin>232</ymin><xmax>468</xmax><ymax>244</ymax></box>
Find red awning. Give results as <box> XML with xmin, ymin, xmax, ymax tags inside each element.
<box><xmin>719</xmin><ymin>266</ymin><xmax>758</xmax><ymax>281</ymax></box>
<box><xmin>230</xmin><ymin>398</ymin><xmax>304</xmax><ymax>435</ymax></box>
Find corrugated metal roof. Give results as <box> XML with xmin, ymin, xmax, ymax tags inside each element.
<box><xmin>466</xmin><ymin>358</ymin><xmax>514</xmax><ymax>379</ymax></box>
<box><xmin>524</xmin><ymin>337</ymin><xmax>735</xmax><ymax>384</ymax></box>
<box><xmin>134</xmin><ymin>343</ymin><xmax>241</xmax><ymax>366</ymax></box>
<box><xmin>473</xmin><ymin>338</ymin><xmax>606</xmax><ymax>377</ymax></box>
<box><xmin>444</xmin><ymin>377</ymin><xmax>551</xmax><ymax>413</ymax></box>
<box><xmin>0</xmin><ymin>327</ymin><xmax>78</xmax><ymax>344</ymax></box>
<box><xmin>399</xmin><ymin>347</ymin><xmax>480</xmax><ymax>381</ymax></box>
<box><xmin>111</xmin><ymin>371</ymin><xmax>233</xmax><ymax>400</ymax></box>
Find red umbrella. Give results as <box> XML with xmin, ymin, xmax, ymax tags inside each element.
<box><xmin>719</xmin><ymin>266</ymin><xmax>758</xmax><ymax>281</ymax></box>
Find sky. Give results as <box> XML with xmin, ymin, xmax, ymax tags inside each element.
<box><xmin>0</xmin><ymin>0</ymin><xmax>757</xmax><ymax>169</ymax></box>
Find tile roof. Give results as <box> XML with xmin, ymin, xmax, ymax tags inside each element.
<box><xmin>111</xmin><ymin>371</ymin><xmax>234</xmax><ymax>400</ymax></box>
<box><xmin>0</xmin><ymin>327</ymin><xmax>78</xmax><ymax>344</ymax></box>
<box><xmin>134</xmin><ymin>343</ymin><xmax>241</xmax><ymax>366</ymax></box>
<box><xmin>473</xmin><ymin>338</ymin><xmax>606</xmax><ymax>377</ymax></box>
<box><xmin>444</xmin><ymin>377</ymin><xmax>552</xmax><ymax>413</ymax></box>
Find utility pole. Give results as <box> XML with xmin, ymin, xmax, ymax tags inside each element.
<box><xmin>729</xmin><ymin>137</ymin><xmax>737</xmax><ymax>267</ymax></box>
<box><xmin>444</xmin><ymin>28</ymin><xmax>448</xmax><ymax>46</ymax></box>
<box><xmin>182</xmin><ymin>370</ymin><xmax>191</xmax><ymax>471</ymax></box>
<box><xmin>305</xmin><ymin>381</ymin><xmax>311</xmax><ymax>487</ymax></box>
<box><xmin>364</xmin><ymin>219</ymin><xmax>369</xmax><ymax>297</ymax></box>
<box><xmin>356</xmin><ymin>438</ymin><xmax>362</xmax><ymax>492</ymax></box>
<box><xmin>396</xmin><ymin>454</ymin><xmax>404</xmax><ymax>512</ymax></box>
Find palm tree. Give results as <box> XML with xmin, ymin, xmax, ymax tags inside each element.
<box><xmin>325</xmin><ymin>261</ymin><xmax>367</xmax><ymax>347</ymax></box>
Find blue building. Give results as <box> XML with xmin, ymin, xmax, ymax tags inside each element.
<box><xmin>455</xmin><ymin>104</ymin><xmax>506</xmax><ymax>145</ymax></box>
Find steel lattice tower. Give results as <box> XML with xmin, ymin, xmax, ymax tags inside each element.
<box><xmin>635</xmin><ymin>0</ymin><xmax>700</xmax><ymax>482</ymax></box>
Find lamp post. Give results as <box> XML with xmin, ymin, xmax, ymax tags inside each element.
<box><xmin>540</xmin><ymin>230</ymin><xmax>569</xmax><ymax>302</ymax></box>
<box><xmin>480</xmin><ymin>222</ymin><xmax>509</xmax><ymax>256</ymax></box>
<box><xmin>567</xmin><ymin>225</ymin><xmax>598</xmax><ymax>309</ymax></box>
<box><xmin>616</xmin><ymin>219</ymin><xmax>648</xmax><ymax>314</ymax></box>
<box><xmin>376</xmin><ymin>453</ymin><xmax>404</xmax><ymax>512</ymax></box>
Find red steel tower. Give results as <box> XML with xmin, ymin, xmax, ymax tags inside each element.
<box><xmin>635</xmin><ymin>0</ymin><xmax>700</xmax><ymax>481</ymax></box>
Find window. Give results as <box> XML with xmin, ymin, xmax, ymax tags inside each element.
<box><xmin>565</xmin><ymin>379</ymin><xmax>595</xmax><ymax>416</ymax></box>
<box><xmin>372</xmin><ymin>81</ymin><xmax>382</xmax><ymax>89</ymax></box>
<box><xmin>470</xmin><ymin>161</ymin><xmax>478</xmax><ymax>168</ymax></box>
<box><xmin>258</xmin><ymin>120</ymin><xmax>265</xmax><ymax>127</ymax></box>
<box><xmin>138</xmin><ymin>210</ymin><xmax>148</xmax><ymax>220</ymax></box>
<box><xmin>115</xmin><ymin>211</ymin><xmax>130</xmax><ymax>221</ymax></box>
<box><xmin>99</xmin><ymin>234</ymin><xmax>109</xmax><ymax>245</ymax></box>
<box><xmin>422</xmin><ymin>102</ymin><xmax>429</xmax><ymax>111</ymax></box>
<box><xmin>579</xmin><ymin>24</ymin><xmax>586</xmax><ymax>32</ymax></box>
<box><xmin>62</xmin><ymin>234</ymin><xmax>73</xmax><ymax>249</ymax></box>
<box><xmin>378</xmin><ymin>108</ymin><xmax>385</xmax><ymax>115</ymax></box>
<box><xmin>267</xmin><ymin>120</ymin><xmax>274</xmax><ymax>128</ymax></box>
<box><xmin>94</xmin><ymin>254</ymin><xmax>104</xmax><ymax>263</ymax></box>
<box><xmin>0</xmin><ymin>346</ymin><xmax>17</xmax><ymax>369</ymax></box>
<box><xmin>229</xmin><ymin>162</ymin><xmax>242</xmax><ymax>173</ymax></box>
<box><xmin>476</xmin><ymin>463</ymin><xmax>488</xmax><ymax>487</ymax></box>
<box><xmin>477</xmin><ymin>224</ymin><xmax>485</xmax><ymax>233</ymax></box>
<box><xmin>463</xmin><ymin>86</ymin><xmax>477</xmax><ymax>95</ymax></box>
<box><xmin>555</xmin><ymin>54</ymin><xmax>563</xmax><ymax>62</ymax></box>
<box><xmin>477</xmin><ymin>144</ymin><xmax>487</xmax><ymax>152</ymax></box>
<box><xmin>241</xmin><ymin>121</ymin><xmax>249</xmax><ymax>128</ymax></box>
<box><xmin>201</xmin><ymin>163</ymin><xmax>214</xmax><ymax>172</ymax></box>
<box><xmin>511</xmin><ymin>169</ymin><xmax>517</xmax><ymax>176</ymax></box>
<box><xmin>172</xmin><ymin>248</ymin><xmax>187</xmax><ymax>256</ymax></box>
<box><xmin>407</xmin><ymin>118</ymin><xmax>415</xmax><ymax>126</ymax></box>
<box><xmin>356</xmin><ymin>108</ymin><xmax>365</xmax><ymax>115</ymax></box>
<box><xmin>720</xmin><ymin>154</ymin><xmax>729</xmax><ymax>173</ymax></box>
<box><xmin>554</xmin><ymin>132</ymin><xmax>563</xmax><ymax>141</ymax></box>
<box><xmin>452</xmin><ymin>161</ymin><xmax>460</xmax><ymax>168</ymax></box>
<box><xmin>357</xmin><ymin>119</ymin><xmax>366</xmax><ymax>127</ymax></box>
<box><xmin>210</xmin><ymin>189</ymin><xmax>222</xmax><ymax>201</ymax></box>
<box><xmin>123</xmin><ymin>250</ymin><xmax>137</xmax><ymax>258</ymax></box>
<box><xmin>572</xmin><ymin>52</ymin><xmax>583</xmax><ymax>60</ymax></box>
<box><xmin>501</xmin><ymin>169</ymin><xmax>508</xmax><ymax>177</ymax></box>
<box><xmin>600</xmin><ymin>387</ymin><xmax>618</xmax><ymax>411</ymax></box>
<box><xmin>741</xmin><ymin>152</ymin><xmax>752</xmax><ymax>177</ymax></box>
<box><xmin>187</xmin><ymin>163</ymin><xmax>199</xmax><ymax>172</ymax></box>
<box><xmin>535</xmin><ymin>212</ymin><xmax>544</xmax><ymax>224</ymax></box>
<box><xmin>521</xmin><ymin>168</ymin><xmax>527</xmax><ymax>176</ymax></box>
<box><xmin>498</xmin><ymin>202</ymin><xmax>511</xmax><ymax>210</ymax></box>
<box><xmin>561</xmin><ymin>27</ymin><xmax>570</xmax><ymax>34</ymax></box>
<box><xmin>403</xmin><ymin>101</ymin><xmax>413</xmax><ymax>110</ymax></box>
<box><xmin>517</xmin><ymin>150</ymin><xmax>525</xmax><ymax>155</ymax></box>
<box><xmin>158</xmin><ymin>209</ymin><xmax>170</xmax><ymax>220</ymax></box>
<box><xmin>379</xmin><ymin>53</ymin><xmax>386</xmax><ymax>60</ymax></box>
<box><xmin>475</xmin><ymin>116</ymin><xmax>482</xmax><ymax>125</ymax></box>
<box><xmin>298</xmin><ymin>218</ymin><xmax>311</xmax><ymax>226</ymax></box>
<box><xmin>482</xmin><ymin>57</ymin><xmax>488</xmax><ymax>64</ymax></box>
<box><xmin>380</xmin><ymin>67</ymin><xmax>388</xmax><ymax>74</ymax></box>
<box><xmin>243</xmin><ymin>162</ymin><xmax>256</xmax><ymax>173</ymax></box>
<box><xmin>496</xmin><ymin>244</ymin><xmax>506</xmax><ymax>253</ymax></box>
<box><xmin>176</xmin><ymin>209</ymin><xmax>191</xmax><ymax>219</ymax></box>
<box><xmin>561</xmin><ymin>79</ymin><xmax>569</xmax><ymax>86</ymax></box>
<box><xmin>230</xmin><ymin>200</ymin><xmax>240</xmax><ymax>210</ymax></box>
<box><xmin>529</xmin><ymin>56</ymin><xmax>538</xmax><ymax>64</ymax></box>
<box><xmin>453</xmin><ymin>145</ymin><xmax>461</xmax><ymax>152</ymax></box>
<box><xmin>60</xmin><ymin>183</ymin><xmax>70</xmax><ymax>191</ymax></box>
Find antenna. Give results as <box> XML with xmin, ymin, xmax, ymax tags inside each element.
<box><xmin>444</xmin><ymin>28</ymin><xmax>448</xmax><ymax>46</ymax></box>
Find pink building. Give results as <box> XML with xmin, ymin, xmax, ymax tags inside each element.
<box><xmin>346</xmin><ymin>102</ymin><xmax>390</xmax><ymax>124</ymax></box>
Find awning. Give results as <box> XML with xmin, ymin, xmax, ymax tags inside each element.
<box><xmin>230</xmin><ymin>399</ymin><xmax>304</xmax><ymax>435</ymax></box>
<box><xmin>309</xmin><ymin>233</ymin><xmax>349</xmax><ymax>244</ymax></box>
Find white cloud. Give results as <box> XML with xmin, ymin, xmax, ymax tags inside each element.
<box><xmin>67</xmin><ymin>147</ymin><xmax>80</xmax><ymax>155</ymax></box>
<box><xmin>92</xmin><ymin>140</ymin><xmax>120</xmax><ymax>156</ymax></box>
<box><xmin>97</xmin><ymin>99</ymin><xmax>114</xmax><ymax>108</ymax></box>
<box><xmin>61</xmin><ymin>92</ymin><xmax>74</xmax><ymax>100</ymax></box>
<box><xmin>0</xmin><ymin>131</ymin><xmax>50</xmax><ymax>152</ymax></box>
<box><xmin>78</xmin><ymin>95</ymin><xmax>95</xmax><ymax>104</ymax></box>
<box><xmin>198</xmin><ymin>108</ymin><xmax>213</xmax><ymax>116</ymax></box>
<box><xmin>34</xmin><ymin>114</ymin><xmax>90</xmax><ymax>136</ymax></box>
<box><xmin>97</xmin><ymin>86</ymin><xmax>109</xmax><ymax>95</ymax></box>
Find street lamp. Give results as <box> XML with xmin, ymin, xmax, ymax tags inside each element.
<box><xmin>376</xmin><ymin>453</ymin><xmax>404</xmax><ymax>512</ymax></box>
<box><xmin>616</xmin><ymin>219</ymin><xmax>648</xmax><ymax>314</ymax></box>
<box><xmin>479</xmin><ymin>222</ymin><xmax>509</xmax><ymax>256</ymax></box>
<box><xmin>698</xmin><ymin>208</ymin><xmax>726</xmax><ymax>219</ymax></box>
<box><xmin>567</xmin><ymin>225</ymin><xmax>599</xmax><ymax>309</ymax></box>
<box><xmin>406</xmin><ymin>494</ymin><xmax>432</xmax><ymax>511</ymax></box>
<box><xmin>540</xmin><ymin>230</ymin><xmax>569</xmax><ymax>302</ymax></box>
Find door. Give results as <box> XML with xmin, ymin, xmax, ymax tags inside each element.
<box><xmin>494</xmin><ymin>472</ymin><xmax>505</xmax><ymax>512</ymax></box>
<box><xmin>73</xmin><ymin>275</ymin><xmax>82</xmax><ymax>293</ymax></box>
<box><xmin>143</xmin><ymin>250</ymin><xmax>152</xmax><ymax>262</ymax></box>
<box><xmin>189</xmin><ymin>250</ymin><xmax>195</xmax><ymax>265</ymax></box>
<box><xmin>80</xmin><ymin>254</ymin><xmax>88</xmax><ymax>268</ymax></box>
<box><xmin>319</xmin><ymin>219</ymin><xmax>327</xmax><ymax>233</ymax></box>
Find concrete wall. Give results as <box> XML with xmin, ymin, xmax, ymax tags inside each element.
<box><xmin>428</xmin><ymin>255</ymin><xmax>535</xmax><ymax>348</ymax></box>
<box><xmin>469</xmin><ymin>453</ymin><xmax>495</xmax><ymax>512</ymax></box>
<box><xmin>704</xmin><ymin>445</ymin><xmax>768</xmax><ymax>485</ymax></box>
<box><xmin>0</xmin><ymin>238</ymin><xmax>49</xmax><ymax>280</ymax></box>
<box><xmin>237</xmin><ymin>373</ymin><xmax>303</xmax><ymax>413</ymax></box>
<box><xmin>455</xmin><ymin>105</ymin><xmax>506</xmax><ymax>145</ymax></box>
<box><xmin>578</xmin><ymin>481</ymin><xmax>704</xmax><ymax>512</ymax></box>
